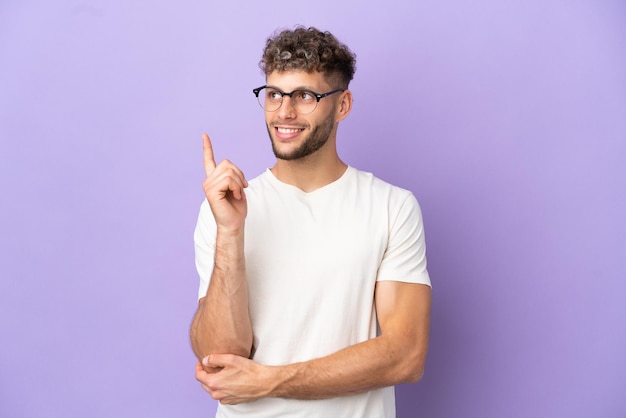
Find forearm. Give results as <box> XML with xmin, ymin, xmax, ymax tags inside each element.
<box><xmin>270</xmin><ymin>333</ymin><xmax>427</xmax><ymax>400</ymax></box>
<box><xmin>190</xmin><ymin>228</ymin><xmax>253</xmax><ymax>361</ymax></box>
<box><xmin>267</xmin><ymin>282</ymin><xmax>431</xmax><ymax>400</ymax></box>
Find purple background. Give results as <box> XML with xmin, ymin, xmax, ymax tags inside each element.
<box><xmin>1</xmin><ymin>1</ymin><xmax>625</xmax><ymax>417</ymax></box>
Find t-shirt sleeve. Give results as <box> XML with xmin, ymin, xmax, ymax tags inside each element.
<box><xmin>193</xmin><ymin>200</ymin><xmax>216</xmax><ymax>299</ymax></box>
<box><xmin>376</xmin><ymin>192</ymin><xmax>431</xmax><ymax>286</ymax></box>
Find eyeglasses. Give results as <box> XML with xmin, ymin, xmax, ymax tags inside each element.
<box><xmin>252</xmin><ymin>85</ymin><xmax>345</xmax><ymax>115</ymax></box>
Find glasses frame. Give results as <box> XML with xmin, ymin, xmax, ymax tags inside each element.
<box><xmin>252</xmin><ymin>85</ymin><xmax>346</xmax><ymax>114</ymax></box>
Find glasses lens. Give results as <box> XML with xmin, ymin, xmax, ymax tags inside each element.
<box><xmin>256</xmin><ymin>88</ymin><xmax>281</xmax><ymax>112</ymax></box>
<box><xmin>291</xmin><ymin>90</ymin><xmax>317</xmax><ymax>114</ymax></box>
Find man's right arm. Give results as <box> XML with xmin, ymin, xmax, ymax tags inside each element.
<box><xmin>189</xmin><ymin>134</ymin><xmax>253</xmax><ymax>367</ymax></box>
<box><xmin>190</xmin><ymin>227</ymin><xmax>252</xmax><ymax>363</ymax></box>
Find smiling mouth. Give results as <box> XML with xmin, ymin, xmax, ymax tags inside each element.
<box><xmin>276</xmin><ymin>127</ymin><xmax>305</xmax><ymax>134</ymax></box>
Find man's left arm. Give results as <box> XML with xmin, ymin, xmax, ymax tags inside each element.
<box><xmin>196</xmin><ymin>280</ymin><xmax>431</xmax><ymax>404</ymax></box>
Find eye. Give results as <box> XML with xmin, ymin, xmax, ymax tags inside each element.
<box><xmin>295</xmin><ymin>90</ymin><xmax>316</xmax><ymax>102</ymax></box>
<box><xmin>266</xmin><ymin>89</ymin><xmax>282</xmax><ymax>101</ymax></box>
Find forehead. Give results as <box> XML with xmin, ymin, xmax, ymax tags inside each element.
<box><xmin>266</xmin><ymin>70</ymin><xmax>331</xmax><ymax>91</ymax></box>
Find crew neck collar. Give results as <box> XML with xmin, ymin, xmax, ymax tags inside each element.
<box><xmin>265</xmin><ymin>166</ymin><xmax>353</xmax><ymax>195</ymax></box>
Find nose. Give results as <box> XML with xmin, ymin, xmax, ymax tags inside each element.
<box><xmin>276</xmin><ymin>95</ymin><xmax>297</xmax><ymax>119</ymax></box>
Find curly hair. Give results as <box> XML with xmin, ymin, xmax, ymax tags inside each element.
<box><xmin>259</xmin><ymin>26</ymin><xmax>356</xmax><ymax>88</ymax></box>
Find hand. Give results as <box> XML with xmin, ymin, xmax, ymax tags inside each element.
<box><xmin>202</xmin><ymin>133</ymin><xmax>248</xmax><ymax>231</ymax></box>
<box><xmin>196</xmin><ymin>355</ymin><xmax>274</xmax><ymax>405</ymax></box>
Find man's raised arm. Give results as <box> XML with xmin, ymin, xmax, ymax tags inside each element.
<box><xmin>189</xmin><ymin>134</ymin><xmax>253</xmax><ymax>366</ymax></box>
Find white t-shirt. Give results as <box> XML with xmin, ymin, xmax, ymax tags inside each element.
<box><xmin>194</xmin><ymin>166</ymin><xmax>431</xmax><ymax>418</ymax></box>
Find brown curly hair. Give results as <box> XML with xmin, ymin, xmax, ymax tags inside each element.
<box><xmin>259</xmin><ymin>26</ymin><xmax>356</xmax><ymax>88</ymax></box>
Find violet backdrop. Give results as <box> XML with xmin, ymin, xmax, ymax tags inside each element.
<box><xmin>1</xmin><ymin>1</ymin><xmax>625</xmax><ymax>417</ymax></box>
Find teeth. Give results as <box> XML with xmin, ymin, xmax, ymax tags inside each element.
<box><xmin>277</xmin><ymin>127</ymin><xmax>303</xmax><ymax>134</ymax></box>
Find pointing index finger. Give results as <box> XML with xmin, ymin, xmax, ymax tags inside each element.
<box><xmin>202</xmin><ymin>133</ymin><xmax>216</xmax><ymax>176</ymax></box>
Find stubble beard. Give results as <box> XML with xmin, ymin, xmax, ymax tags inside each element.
<box><xmin>267</xmin><ymin>114</ymin><xmax>335</xmax><ymax>161</ymax></box>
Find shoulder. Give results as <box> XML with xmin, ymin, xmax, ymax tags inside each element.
<box><xmin>350</xmin><ymin>167</ymin><xmax>409</xmax><ymax>190</ymax></box>
<box><xmin>349</xmin><ymin>167</ymin><xmax>416</xmax><ymax>203</ymax></box>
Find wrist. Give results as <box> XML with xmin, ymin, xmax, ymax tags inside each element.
<box><xmin>267</xmin><ymin>363</ymin><xmax>300</xmax><ymax>399</ymax></box>
<box><xmin>216</xmin><ymin>223</ymin><xmax>245</xmax><ymax>239</ymax></box>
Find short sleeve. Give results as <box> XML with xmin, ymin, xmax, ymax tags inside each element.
<box><xmin>193</xmin><ymin>200</ymin><xmax>217</xmax><ymax>299</ymax></box>
<box><xmin>376</xmin><ymin>192</ymin><xmax>431</xmax><ymax>286</ymax></box>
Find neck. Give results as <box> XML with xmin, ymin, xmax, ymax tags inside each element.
<box><xmin>270</xmin><ymin>143</ymin><xmax>347</xmax><ymax>193</ymax></box>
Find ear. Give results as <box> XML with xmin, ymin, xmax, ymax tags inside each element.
<box><xmin>335</xmin><ymin>89</ymin><xmax>353</xmax><ymax>122</ymax></box>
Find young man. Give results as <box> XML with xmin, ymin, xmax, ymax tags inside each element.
<box><xmin>190</xmin><ymin>26</ymin><xmax>432</xmax><ymax>417</ymax></box>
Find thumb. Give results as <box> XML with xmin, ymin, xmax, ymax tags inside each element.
<box><xmin>202</xmin><ymin>354</ymin><xmax>229</xmax><ymax>369</ymax></box>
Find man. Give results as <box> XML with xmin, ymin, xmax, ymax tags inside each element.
<box><xmin>190</xmin><ymin>26</ymin><xmax>431</xmax><ymax>417</ymax></box>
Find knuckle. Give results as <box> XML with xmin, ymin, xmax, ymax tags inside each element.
<box><xmin>214</xmin><ymin>159</ymin><xmax>229</xmax><ymax>170</ymax></box>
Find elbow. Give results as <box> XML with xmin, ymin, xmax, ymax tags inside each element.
<box><xmin>189</xmin><ymin>300</ymin><xmax>254</xmax><ymax>361</ymax></box>
<box><xmin>403</xmin><ymin>362</ymin><xmax>425</xmax><ymax>383</ymax></box>
<box><xmin>190</xmin><ymin>318</ymin><xmax>252</xmax><ymax>360</ymax></box>
<box><xmin>397</xmin><ymin>350</ymin><xmax>427</xmax><ymax>384</ymax></box>
<box><xmin>190</xmin><ymin>328</ymin><xmax>252</xmax><ymax>361</ymax></box>
<box><xmin>189</xmin><ymin>324</ymin><xmax>210</xmax><ymax>360</ymax></box>
<box><xmin>382</xmin><ymin>335</ymin><xmax>428</xmax><ymax>384</ymax></box>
